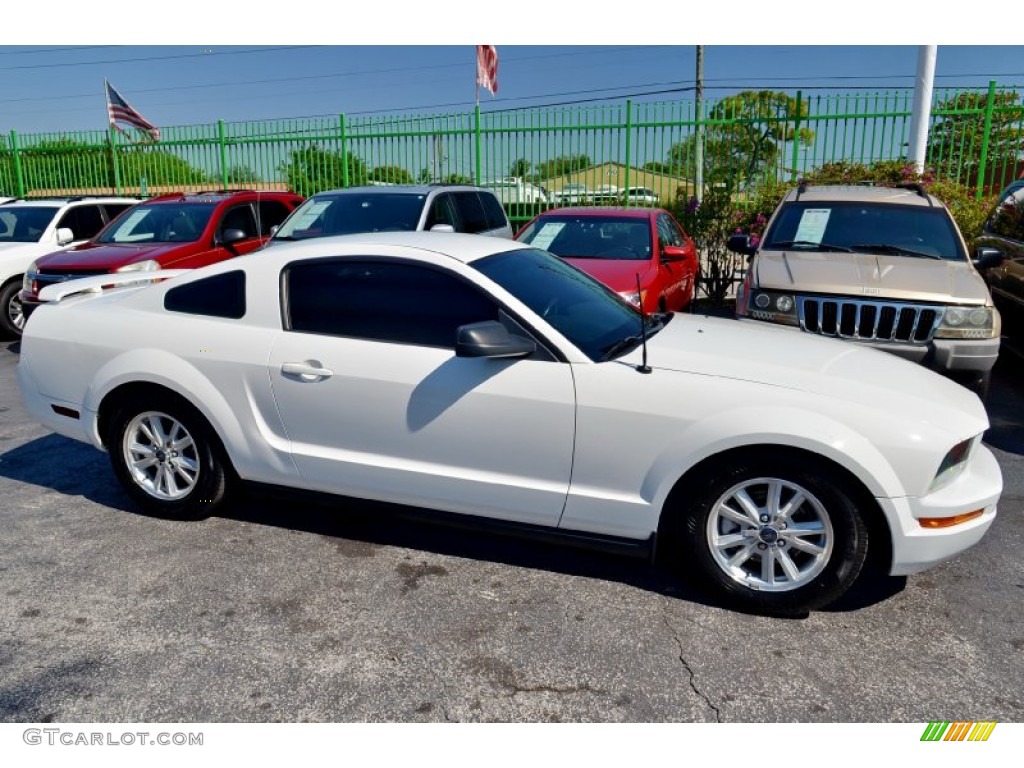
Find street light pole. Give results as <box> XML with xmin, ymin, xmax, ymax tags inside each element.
<box><xmin>907</xmin><ymin>45</ymin><xmax>937</xmax><ymax>175</ymax></box>
<box><xmin>695</xmin><ymin>45</ymin><xmax>704</xmax><ymax>203</ymax></box>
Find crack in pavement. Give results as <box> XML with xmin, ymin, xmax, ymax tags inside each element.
<box><xmin>661</xmin><ymin>610</ymin><xmax>722</xmax><ymax>722</ymax></box>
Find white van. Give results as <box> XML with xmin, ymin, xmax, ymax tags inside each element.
<box><xmin>481</xmin><ymin>178</ymin><xmax>550</xmax><ymax>205</ymax></box>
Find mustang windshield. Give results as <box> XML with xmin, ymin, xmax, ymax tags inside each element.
<box><xmin>762</xmin><ymin>201</ymin><xmax>967</xmax><ymax>261</ymax></box>
<box><xmin>473</xmin><ymin>247</ymin><xmax>666</xmax><ymax>362</ymax></box>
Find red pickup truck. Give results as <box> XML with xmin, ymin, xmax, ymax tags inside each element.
<box><xmin>21</xmin><ymin>190</ymin><xmax>303</xmax><ymax>319</ymax></box>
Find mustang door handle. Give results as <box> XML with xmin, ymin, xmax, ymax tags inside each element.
<box><xmin>281</xmin><ymin>361</ymin><xmax>334</xmax><ymax>381</ymax></box>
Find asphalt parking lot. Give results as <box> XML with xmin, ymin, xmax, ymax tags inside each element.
<box><xmin>0</xmin><ymin>340</ymin><xmax>1021</xmax><ymax>723</ymax></box>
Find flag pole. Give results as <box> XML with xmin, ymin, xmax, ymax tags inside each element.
<box><xmin>474</xmin><ymin>46</ymin><xmax>481</xmax><ymax>185</ymax></box>
<box><xmin>104</xmin><ymin>79</ymin><xmax>123</xmax><ymax>195</ymax></box>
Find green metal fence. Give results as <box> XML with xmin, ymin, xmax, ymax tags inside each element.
<box><xmin>2</xmin><ymin>81</ymin><xmax>1022</xmax><ymax>223</ymax></box>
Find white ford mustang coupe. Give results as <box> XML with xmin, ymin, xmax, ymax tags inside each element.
<box><xmin>16</xmin><ymin>233</ymin><xmax>1002</xmax><ymax>614</ymax></box>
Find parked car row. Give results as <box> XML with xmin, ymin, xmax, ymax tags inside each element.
<box><xmin>8</xmin><ymin>179</ymin><xmax>1009</xmax><ymax>617</ymax></box>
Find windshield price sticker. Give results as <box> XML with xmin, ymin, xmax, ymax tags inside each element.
<box><xmin>291</xmin><ymin>201</ymin><xmax>332</xmax><ymax>230</ymax></box>
<box><xmin>793</xmin><ymin>208</ymin><xmax>832</xmax><ymax>244</ymax></box>
<box><xmin>530</xmin><ymin>222</ymin><xmax>565</xmax><ymax>251</ymax></box>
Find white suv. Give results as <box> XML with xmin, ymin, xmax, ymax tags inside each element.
<box><xmin>269</xmin><ymin>185</ymin><xmax>513</xmax><ymax>244</ymax></box>
<box><xmin>0</xmin><ymin>196</ymin><xmax>139</xmax><ymax>337</ymax></box>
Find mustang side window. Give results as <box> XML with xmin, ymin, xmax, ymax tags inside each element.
<box><xmin>286</xmin><ymin>261</ymin><xmax>498</xmax><ymax>348</ymax></box>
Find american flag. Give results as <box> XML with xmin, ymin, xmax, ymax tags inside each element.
<box><xmin>476</xmin><ymin>45</ymin><xmax>498</xmax><ymax>96</ymax></box>
<box><xmin>105</xmin><ymin>80</ymin><xmax>160</xmax><ymax>142</ymax></box>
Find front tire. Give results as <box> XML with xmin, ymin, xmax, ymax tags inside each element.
<box><xmin>670</xmin><ymin>455</ymin><xmax>869</xmax><ymax>616</ymax></box>
<box><xmin>0</xmin><ymin>280</ymin><xmax>24</xmax><ymax>339</ymax></box>
<box><xmin>105</xmin><ymin>394</ymin><xmax>230</xmax><ymax>519</ymax></box>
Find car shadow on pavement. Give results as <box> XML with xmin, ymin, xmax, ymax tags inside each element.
<box><xmin>984</xmin><ymin>351</ymin><xmax>1024</xmax><ymax>455</ymax></box>
<box><xmin>0</xmin><ymin>434</ymin><xmax>137</xmax><ymax>514</ymax></box>
<box><xmin>1</xmin><ymin>434</ymin><xmax>910</xmax><ymax>618</ymax></box>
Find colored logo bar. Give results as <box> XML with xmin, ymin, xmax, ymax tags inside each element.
<box><xmin>921</xmin><ymin>721</ymin><xmax>997</xmax><ymax>741</ymax></box>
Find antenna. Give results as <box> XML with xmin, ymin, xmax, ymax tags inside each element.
<box><xmin>635</xmin><ymin>273</ymin><xmax>652</xmax><ymax>374</ymax></box>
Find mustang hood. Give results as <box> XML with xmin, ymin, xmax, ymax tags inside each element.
<box><xmin>35</xmin><ymin>242</ymin><xmax>189</xmax><ymax>271</ymax></box>
<box><xmin>563</xmin><ymin>257</ymin><xmax>653</xmax><ymax>292</ymax></box>
<box><xmin>754</xmin><ymin>251</ymin><xmax>992</xmax><ymax>304</ymax></box>
<box><xmin>627</xmin><ymin>314</ymin><xmax>987</xmax><ymax>435</ymax></box>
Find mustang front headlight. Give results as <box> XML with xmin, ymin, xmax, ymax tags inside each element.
<box><xmin>115</xmin><ymin>260</ymin><xmax>160</xmax><ymax>273</ymax></box>
<box><xmin>934</xmin><ymin>305</ymin><xmax>1000</xmax><ymax>339</ymax></box>
<box><xmin>746</xmin><ymin>289</ymin><xmax>798</xmax><ymax>326</ymax></box>
<box><xmin>929</xmin><ymin>437</ymin><xmax>975</xmax><ymax>493</ymax></box>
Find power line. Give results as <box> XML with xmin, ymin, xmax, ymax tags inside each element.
<box><xmin>0</xmin><ymin>45</ymin><xmax>315</xmax><ymax>72</ymax></box>
<box><xmin>0</xmin><ymin>45</ymin><xmax>661</xmax><ymax>104</ymax></box>
<box><xmin>0</xmin><ymin>45</ymin><xmax>117</xmax><ymax>57</ymax></box>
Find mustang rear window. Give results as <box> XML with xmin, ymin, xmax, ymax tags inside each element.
<box><xmin>164</xmin><ymin>271</ymin><xmax>246</xmax><ymax>319</ymax></box>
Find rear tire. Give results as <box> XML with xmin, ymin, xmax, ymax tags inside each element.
<box><xmin>0</xmin><ymin>280</ymin><xmax>24</xmax><ymax>339</ymax></box>
<box><xmin>665</xmin><ymin>454</ymin><xmax>869</xmax><ymax>616</ymax></box>
<box><xmin>105</xmin><ymin>393</ymin><xmax>230</xmax><ymax>520</ymax></box>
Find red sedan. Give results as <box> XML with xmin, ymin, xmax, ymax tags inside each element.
<box><xmin>515</xmin><ymin>207</ymin><xmax>698</xmax><ymax>314</ymax></box>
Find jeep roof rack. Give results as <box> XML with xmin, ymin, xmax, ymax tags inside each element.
<box><xmin>895</xmin><ymin>182</ymin><xmax>933</xmax><ymax>206</ymax></box>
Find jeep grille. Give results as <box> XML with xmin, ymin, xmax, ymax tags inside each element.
<box><xmin>797</xmin><ymin>297</ymin><xmax>941</xmax><ymax>343</ymax></box>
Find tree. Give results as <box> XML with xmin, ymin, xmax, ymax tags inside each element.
<box><xmin>667</xmin><ymin>91</ymin><xmax>814</xmax><ymax>192</ymax></box>
<box><xmin>509</xmin><ymin>158</ymin><xmax>532</xmax><ymax>179</ymax></box>
<box><xmin>927</xmin><ymin>90</ymin><xmax>1024</xmax><ymax>189</ymax></box>
<box><xmin>442</xmin><ymin>173</ymin><xmax>473</xmax><ymax>184</ymax></box>
<box><xmin>6</xmin><ymin>138</ymin><xmax>209</xmax><ymax>193</ymax></box>
<box><xmin>279</xmin><ymin>146</ymin><xmax>368</xmax><ymax>197</ymax></box>
<box><xmin>225</xmin><ymin>165</ymin><xmax>259</xmax><ymax>184</ymax></box>
<box><xmin>535</xmin><ymin>154</ymin><xmax>591</xmax><ymax>180</ymax></box>
<box><xmin>370</xmin><ymin>165</ymin><xmax>414</xmax><ymax>184</ymax></box>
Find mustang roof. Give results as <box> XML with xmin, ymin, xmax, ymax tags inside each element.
<box><xmin>263</xmin><ymin>231</ymin><xmax>533</xmax><ymax>264</ymax></box>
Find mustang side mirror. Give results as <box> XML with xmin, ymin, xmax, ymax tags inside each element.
<box><xmin>456</xmin><ymin>321</ymin><xmax>535</xmax><ymax>359</ymax></box>
<box><xmin>973</xmin><ymin>247</ymin><xmax>1004</xmax><ymax>270</ymax></box>
<box><xmin>56</xmin><ymin>227</ymin><xmax>75</xmax><ymax>246</ymax></box>
<box><xmin>430</xmin><ymin>224</ymin><xmax>456</xmax><ymax>233</ymax></box>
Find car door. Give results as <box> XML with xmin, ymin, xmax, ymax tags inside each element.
<box><xmin>55</xmin><ymin>204</ymin><xmax>107</xmax><ymax>245</ymax></box>
<box><xmin>174</xmin><ymin>202</ymin><xmax>264</xmax><ymax>269</ymax></box>
<box><xmin>655</xmin><ymin>214</ymin><xmax>690</xmax><ymax>310</ymax></box>
<box><xmin>267</xmin><ymin>257</ymin><xmax>577</xmax><ymax>527</ymax></box>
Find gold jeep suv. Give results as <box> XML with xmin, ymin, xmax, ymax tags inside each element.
<box><xmin>728</xmin><ymin>183</ymin><xmax>1000</xmax><ymax>397</ymax></box>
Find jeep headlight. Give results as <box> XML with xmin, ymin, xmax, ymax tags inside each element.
<box><xmin>746</xmin><ymin>289</ymin><xmax>799</xmax><ymax>326</ymax></box>
<box><xmin>934</xmin><ymin>305</ymin><xmax>1000</xmax><ymax>339</ymax></box>
<box><xmin>115</xmin><ymin>260</ymin><xmax>161</xmax><ymax>273</ymax></box>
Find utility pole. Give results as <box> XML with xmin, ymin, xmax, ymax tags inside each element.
<box><xmin>907</xmin><ymin>45</ymin><xmax>937</xmax><ymax>175</ymax></box>
<box><xmin>695</xmin><ymin>45</ymin><xmax>704</xmax><ymax>203</ymax></box>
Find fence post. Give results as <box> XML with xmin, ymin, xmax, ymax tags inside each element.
<box><xmin>976</xmin><ymin>80</ymin><xmax>997</xmax><ymax>200</ymax></box>
<box><xmin>790</xmin><ymin>91</ymin><xmax>803</xmax><ymax>182</ymax></box>
<box><xmin>217</xmin><ymin>120</ymin><xmax>229</xmax><ymax>190</ymax></box>
<box><xmin>10</xmin><ymin>130</ymin><xmax>25</xmax><ymax>198</ymax></box>
<box><xmin>623</xmin><ymin>100</ymin><xmax>633</xmax><ymax>199</ymax></box>
<box><xmin>338</xmin><ymin>114</ymin><xmax>349</xmax><ymax>188</ymax></box>
<box><xmin>107</xmin><ymin>127</ymin><xmax>122</xmax><ymax>196</ymax></box>
<box><xmin>474</xmin><ymin>104</ymin><xmax>482</xmax><ymax>185</ymax></box>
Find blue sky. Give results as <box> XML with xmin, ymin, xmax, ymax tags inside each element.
<box><xmin>1</xmin><ymin>1</ymin><xmax>1022</xmax><ymax>136</ymax></box>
